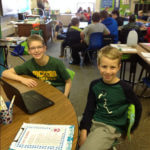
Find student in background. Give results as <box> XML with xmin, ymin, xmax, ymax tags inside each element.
<box><xmin>79</xmin><ymin>12</ymin><xmax>110</xmax><ymax>64</ymax></box>
<box><xmin>81</xmin><ymin>12</ymin><xmax>110</xmax><ymax>47</ymax></box>
<box><xmin>121</xmin><ymin>14</ymin><xmax>140</xmax><ymax>31</ymax></box>
<box><xmin>79</xmin><ymin>46</ymin><xmax>142</xmax><ymax>150</ymax></box>
<box><xmin>77</xmin><ymin>7</ymin><xmax>83</xmax><ymax>14</ymax></box>
<box><xmin>100</xmin><ymin>10</ymin><xmax>118</xmax><ymax>43</ymax></box>
<box><xmin>112</xmin><ymin>9</ymin><xmax>124</xmax><ymax>26</ymax></box>
<box><xmin>54</xmin><ymin>21</ymin><xmax>66</xmax><ymax>40</ymax></box>
<box><xmin>59</xmin><ymin>18</ymin><xmax>81</xmax><ymax>58</ymax></box>
<box><xmin>120</xmin><ymin>14</ymin><xmax>141</xmax><ymax>43</ymax></box>
<box><xmin>2</xmin><ymin>34</ymin><xmax>71</xmax><ymax>97</ymax></box>
<box><xmin>137</xmin><ymin>10</ymin><xmax>147</xmax><ymax>21</ymax></box>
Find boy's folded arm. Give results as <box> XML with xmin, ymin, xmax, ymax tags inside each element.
<box><xmin>2</xmin><ymin>68</ymin><xmax>37</xmax><ymax>87</ymax></box>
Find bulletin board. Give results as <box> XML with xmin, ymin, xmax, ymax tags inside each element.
<box><xmin>101</xmin><ymin>0</ymin><xmax>113</xmax><ymax>8</ymax></box>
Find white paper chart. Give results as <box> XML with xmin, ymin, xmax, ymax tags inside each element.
<box><xmin>9</xmin><ymin>123</ymin><xmax>74</xmax><ymax>150</ymax></box>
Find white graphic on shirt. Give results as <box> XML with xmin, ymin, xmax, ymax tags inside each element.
<box><xmin>97</xmin><ymin>90</ymin><xmax>112</xmax><ymax>114</ymax></box>
<box><xmin>103</xmin><ymin>98</ymin><xmax>112</xmax><ymax>114</ymax></box>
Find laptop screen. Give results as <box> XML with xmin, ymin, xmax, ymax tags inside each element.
<box><xmin>123</xmin><ymin>21</ymin><xmax>129</xmax><ymax>26</ymax></box>
<box><xmin>79</xmin><ymin>22</ymin><xmax>88</xmax><ymax>29</ymax></box>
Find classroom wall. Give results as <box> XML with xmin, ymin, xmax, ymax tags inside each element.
<box><xmin>99</xmin><ymin>0</ymin><xmax>140</xmax><ymax>14</ymax></box>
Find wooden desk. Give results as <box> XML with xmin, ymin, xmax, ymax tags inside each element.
<box><xmin>136</xmin><ymin>45</ymin><xmax>150</xmax><ymax>82</ymax></box>
<box><xmin>17</xmin><ymin>21</ymin><xmax>53</xmax><ymax>44</ymax></box>
<box><xmin>0</xmin><ymin>76</ymin><xmax>78</xmax><ymax>150</ymax></box>
<box><xmin>139</xmin><ymin>43</ymin><xmax>150</xmax><ymax>52</ymax></box>
<box><xmin>136</xmin><ymin>19</ymin><xmax>150</xmax><ymax>24</ymax></box>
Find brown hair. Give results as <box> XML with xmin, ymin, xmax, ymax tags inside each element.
<box><xmin>92</xmin><ymin>12</ymin><xmax>100</xmax><ymax>22</ymax></box>
<box><xmin>27</xmin><ymin>34</ymin><xmax>45</xmax><ymax>48</ymax></box>
<box><xmin>97</xmin><ymin>46</ymin><xmax>122</xmax><ymax>65</ymax></box>
<box><xmin>99</xmin><ymin>10</ymin><xmax>109</xmax><ymax>19</ymax></box>
<box><xmin>71</xmin><ymin>17</ymin><xmax>80</xmax><ymax>26</ymax></box>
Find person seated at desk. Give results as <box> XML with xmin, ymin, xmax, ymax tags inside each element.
<box><xmin>54</xmin><ymin>21</ymin><xmax>66</xmax><ymax>40</ymax></box>
<box><xmin>120</xmin><ymin>15</ymin><xmax>141</xmax><ymax>43</ymax></box>
<box><xmin>81</xmin><ymin>12</ymin><xmax>110</xmax><ymax>46</ymax></box>
<box><xmin>79</xmin><ymin>12</ymin><xmax>110</xmax><ymax>64</ymax></box>
<box><xmin>78</xmin><ymin>46</ymin><xmax>142</xmax><ymax>150</ymax></box>
<box><xmin>112</xmin><ymin>9</ymin><xmax>124</xmax><ymax>26</ymax></box>
<box><xmin>100</xmin><ymin>10</ymin><xmax>118</xmax><ymax>43</ymax></box>
<box><xmin>137</xmin><ymin>10</ymin><xmax>147</xmax><ymax>21</ymax></box>
<box><xmin>2</xmin><ymin>34</ymin><xmax>71</xmax><ymax>97</ymax></box>
<box><xmin>122</xmin><ymin>15</ymin><xmax>140</xmax><ymax>31</ymax></box>
<box><xmin>59</xmin><ymin>17</ymin><xmax>81</xmax><ymax>58</ymax></box>
<box><xmin>79</xmin><ymin>11</ymin><xmax>89</xmax><ymax>22</ymax></box>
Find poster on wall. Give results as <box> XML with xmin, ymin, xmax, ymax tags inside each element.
<box><xmin>101</xmin><ymin>0</ymin><xmax>113</xmax><ymax>8</ymax></box>
<box><xmin>114</xmin><ymin>0</ymin><xmax>120</xmax><ymax>9</ymax></box>
<box><xmin>122</xmin><ymin>0</ymin><xmax>130</xmax><ymax>5</ymax></box>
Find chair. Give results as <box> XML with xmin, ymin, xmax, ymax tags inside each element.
<box><xmin>120</xmin><ymin>28</ymin><xmax>140</xmax><ymax>44</ymax></box>
<box><xmin>64</xmin><ymin>46</ymin><xmax>72</xmax><ymax>62</ymax></box>
<box><xmin>66</xmin><ymin>68</ymin><xmax>75</xmax><ymax>81</ymax></box>
<box><xmin>103</xmin><ymin>34</ymin><xmax>114</xmax><ymax>46</ymax></box>
<box><xmin>112</xmin><ymin>104</ymin><xmax>135</xmax><ymax>150</ymax></box>
<box><xmin>83</xmin><ymin>32</ymin><xmax>103</xmax><ymax>64</ymax></box>
<box><xmin>31</xmin><ymin>29</ymin><xmax>43</xmax><ymax>36</ymax></box>
<box><xmin>137</xmin><ymin>75</ymin><xmax>150</xmax><ymax>98</ymax></box>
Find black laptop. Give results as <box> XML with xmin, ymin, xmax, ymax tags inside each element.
<box><xmin>0</xmin><ymin>78</ymin><xmax>54</xmax><ymax>114</ymax></box>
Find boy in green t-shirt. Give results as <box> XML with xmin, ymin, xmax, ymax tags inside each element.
<box><xmin>79</xmin><ymin>46</ymin><xmax>142</xmax><ymax>150</ymax></box>
<box><xmin>2</xmin><ymin>34</ymin><xmax>71</xmax><ymax>97</ymax></box>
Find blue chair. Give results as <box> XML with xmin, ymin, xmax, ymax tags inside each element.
<box><xmin>83</xmin><ymin>32</ymin><xmax>103</xmax><ymax>64</ymax></box>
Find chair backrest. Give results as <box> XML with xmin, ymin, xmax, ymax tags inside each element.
<box><xmin>127</xmin><ymin>104</ymin><xmax>135</xmax><ymax>141</ymax></box>
<box><xmin>88</xmin><ymin>32</ymin><xmax>103</xmax><ymax>50</ymax></box>
<box><xmin>66</xmin><ymin>30</ymin><xmax>81</xmax><ymax>45</ymax></box>
<box><xmin>103</xmin><ymin>34</ymin><xmax>114</xmax><ymax>46</ymax></box>
<box><xmin>121</xmin><ymin>28</ymin><xmax>140</xmax><ymax>44</ymax></box>
<box><xmin>66</xmin><ymin>68</ymin><xmax>75</xmax><ymax>81</ymax></box>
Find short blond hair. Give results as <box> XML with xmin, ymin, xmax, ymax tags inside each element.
<box><xmin>97</xmin><ymin>46</ymin><xmax>122</xmax><ymax>66</ymax></box>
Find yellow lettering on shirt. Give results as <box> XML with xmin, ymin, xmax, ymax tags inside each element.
<box><xmin>32</xmin><ymin>71</ymin><xmax>57</xmax><ymax>81</ymax></box>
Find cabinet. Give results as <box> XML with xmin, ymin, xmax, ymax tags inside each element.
<box><xmin>17</xmin><ymin>21</ymin><xmax>53</xmax><ymax>44</ymax></box>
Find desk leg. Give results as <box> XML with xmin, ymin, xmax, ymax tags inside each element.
<box><xmin>4</xmin><ymin>47</ymin><xmax>8</xmax><ymax>68</ymax></box>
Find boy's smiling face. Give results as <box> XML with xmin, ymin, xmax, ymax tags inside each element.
<box><xmin>28</xmin><ymin>41</ymin><xmax>46</xmax><ymax>60</ymax></box>
<box><xmin>98</xmin><ymin>56</ymin><xmax>121</xmax><ymax>84</ymax></box>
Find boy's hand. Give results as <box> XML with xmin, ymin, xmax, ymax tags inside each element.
<box><xmin>78</xmin><ymin>129</ymin><xmax>87</xmax><ymax>147</ymax></box>
<box><xmin>21</xmin><ymin>78</ymin><xmax>37</xmax><ymax>88</ymax></box>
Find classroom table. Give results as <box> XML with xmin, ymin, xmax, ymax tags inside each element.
<box><xmin>137</xmin><ymin>44</ymin><xmax>150</xmax><ymax>81</ymax></box>
<box><xmin>139</xmin><ymin>43</ymin><xmax>150</xmax><ymax>52</ymax></box>
<box><xmin>0</xmin><ymin>76</ymin><xmax>78</xmax><ymax>150</ymax></box>
<box><xmin>110</xmin><ymin>44</ymin><xmax>138</xmax><ymax>87</ymax></box>
<box><xmin>0</xmin><ymin>37</ymin><xmax>27</xmax><ymax>68</ymax></box>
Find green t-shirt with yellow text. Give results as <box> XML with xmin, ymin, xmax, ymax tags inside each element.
<box><xmin>14</xmin><ymin>56</ymin><xmax>70</xmax><ymax>87</ymax></box>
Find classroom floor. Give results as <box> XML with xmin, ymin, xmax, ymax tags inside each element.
<box><xmin>7</xmin><ymin>40</ymin><xmax>150</xmax><ymax>150</ymax></box>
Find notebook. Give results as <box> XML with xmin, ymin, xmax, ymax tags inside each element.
<box><xmin>0</xmin><ymin>78</ymin><xmax>54</xmax><ymax>114</ymax></box>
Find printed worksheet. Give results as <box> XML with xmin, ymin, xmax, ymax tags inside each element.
<box><xmin>10</xmin><ymin>123</ymin><xmax>74</xmax><ymax>150</ymax></box>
